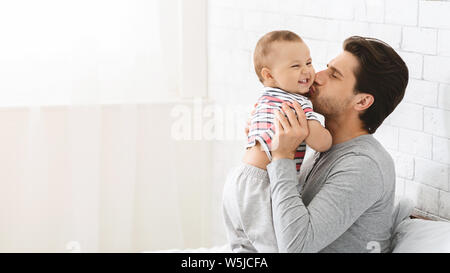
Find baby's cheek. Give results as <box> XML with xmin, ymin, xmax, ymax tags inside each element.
<box><xmin>310</xmin><ymin>68</ymin><xmax>316</xmax><ymax>86</ymax></box>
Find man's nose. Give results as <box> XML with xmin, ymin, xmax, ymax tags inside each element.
<box><xmin>314</xmin><ymin>70</ymin><xmax>326</xmax><ymax>85</ymax></box>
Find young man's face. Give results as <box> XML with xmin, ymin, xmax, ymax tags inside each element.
<box><xmin>309</xmin><ymin>51</ymin><xmax>359</xmax><ymax>118</ymax></box>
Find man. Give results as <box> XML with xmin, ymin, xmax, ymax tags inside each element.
<box><xmin>267</xmin><ymin>36</ymin><xmax>409</xmax><ymax>252</ymax></box>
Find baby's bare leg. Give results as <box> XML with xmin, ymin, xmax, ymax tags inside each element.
<box><xmin>242</xmin><ymin>143</ymin><xmax>270</xmax><ymax>170</ymax></box>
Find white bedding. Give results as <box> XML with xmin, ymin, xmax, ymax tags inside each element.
<box><xmin>147</xmin><ymin>244</ymin><xmax>231</xmax><ymax>253</ymax></box>
<box><xmin>147</xmin><ymin>198</ymin><xmax>450</xmax><ymax>253</ymax></box>
<box><xmin>392</xmin><ymin>218</ymin><xmax>450</xmax><ymax>253</ymax></box>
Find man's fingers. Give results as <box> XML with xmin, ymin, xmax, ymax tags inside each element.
<box><xmin>274</xmin><ymin>111</ymin><xmax>283</xmax><ymax>131</ymax></box>
<box><xmin>275</xmin><ymin>109</ymin><xmax>290</xmax><ymax>131</ymax></box>
<box><xmin>282</xmin><ymin>103</ymin><xmax>300</xmax><ymax>130</ymax></box>
<box><xmin>292</xmin><ymin>101</ymin><xmax>308</xmax><ymax>129</ymax></box>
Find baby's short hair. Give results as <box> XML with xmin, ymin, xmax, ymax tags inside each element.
<box><xmin>253</xmin><ymin>30</ymin><xmax>303</xmax><ymax>83</ymax></box>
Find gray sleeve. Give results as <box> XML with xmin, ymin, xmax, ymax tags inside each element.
<box><xmin>267</xmin><ymin>157</ymin><xmax>383</xmax><ymax>253</ymax></box>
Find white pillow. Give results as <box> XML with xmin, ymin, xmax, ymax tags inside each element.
<box><xmin>392</xmin><ymin>218</ymin><xmax>450</xmax><ymax>253</ymax></box>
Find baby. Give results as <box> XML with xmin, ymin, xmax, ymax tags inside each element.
<box><xmin>222</xmin><ymin>30</ymin><xmax>332</xmax><ymax>252</ymax></box>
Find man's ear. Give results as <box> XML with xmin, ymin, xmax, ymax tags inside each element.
<box><xmin>261</xmin><ymin>67</ymin><xmax>273</xmax><ymax>82</ymax></box>
<box><xmin>354</xmin><ymin>93</ymin><xmax>374</xmax><ymax>111</ymax></box>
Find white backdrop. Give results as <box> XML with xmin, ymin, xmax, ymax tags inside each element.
<box><xmin>0</xmin><ymin>0</ymin><xmax>211</xmax><ymax>252</ymax></box>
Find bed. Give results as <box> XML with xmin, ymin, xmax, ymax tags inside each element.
<box><xmin>150</xmin><ymin>198</ymin><xmax>450</xmax><ymax>253</ymax></box>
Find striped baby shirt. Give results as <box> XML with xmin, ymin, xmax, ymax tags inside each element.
<box><xmin>246</xmin><ymin>87</ymin><xmax>322</xmax><ymax>173</ymax></box>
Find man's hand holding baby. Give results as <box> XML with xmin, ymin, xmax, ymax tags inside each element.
<box><xmin>271</xmin><ymin>101</ymin><xmax>309</xmax><ymax>161</ymax></box>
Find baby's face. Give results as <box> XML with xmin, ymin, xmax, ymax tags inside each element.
<box><xmin>267</xmin><ymin>41</ymin><xmax>315</xmax><ymax>95</ymax></box>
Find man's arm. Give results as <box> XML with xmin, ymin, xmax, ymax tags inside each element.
<box><xmin>304</xmin><ymin>120</ymin><xmax>332</xmax><ymax>152</ymax></box>
<box><xmin>267</xmin><ymin>155</ymin><xmax>383</xmax><ymax>253</ymax></box>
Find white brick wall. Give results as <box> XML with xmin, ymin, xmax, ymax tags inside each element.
<box><xmin>439</xmin><ymin>84</ymin><xmax>450</xmax><ymax>110</ymax></box>
<box><xmin>369</xmin><ymin>23</ymin><xmax>402</xmax><ymax>49</ymax></box>
<box><xmin>402</xmin><ymin>27</ymin><xmax>437</xmax><ymax>55</ymax></box>
<box><xmin>207</xmin><ymin>0</ymin><xmax>450</xmax><ymax>228</ymax></box>
<box><xmin>433</xmin><ymin>136</ymin><xmax>450</xmax><ymax>164</ymax></box>
<box><xmin>398</xmin><ymin>128</ymin><xmax>432</xmax><ymax>159</ymax></box>
<box><xmin>423</xmin><ymin>55</ymin><xmax>450</xmax><ymax>84</ymax></box>
<box><xmin>385</xmin><ymin>0</ymin><xmax>418</xmax><ymax>26</ymax></box>
<box><xmin>389</xmin><ymin>102</ymin><xmax>423</xmax><ymax>131</ymax></box>
<box><xmin>374</xmin><ymin>124</ymin><xmax>399</xmax><ymax>150</ymax></box>
<box><xmin>415</xmin><ymin>157</ymin><xmax>449</xmax><ymax>191</ymax></box>
<box><xmin>394</xmin><ymin>152</ymin><xmax>415</xmax><ymax>180</ymax></box>
<box><xmin>438</xmin><ymin>29</ymin><xmax>450</xmax><ymax>56</ymax></box>
<box><xmin>354</xmin><ymin>0</ymin><xmax>384</xmax><ymax>23</ymax></box>
<box><xmin>404</xmin><ymin>79</ymin><xmax>438</xmax><ymax>107</ymax></box>
<box><xmin>424</xmin><ymin>108</ymin><xmax>450</xmax><ymax>138</ymax></box>
<box><xmin>419</xmin><ymin>1</ymin><xmax>450</xmax><ymax>29</ymax></box>
<box><xmin>405</xmin><ymin>181</ymin><xmax>440</xmax><ymax>215</ymax></box>
<box><xmin>439</xmin><ymin>190</ymin><xmax>450</xmax><ymax>219</ymax></box>
<box><xmin>398</xmin><ymin>51</ymin><xmax>423</xmax><ymax>80</ymax></box>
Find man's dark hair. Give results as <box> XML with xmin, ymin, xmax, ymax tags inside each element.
<box><xmin>343</xmin><ymin>36</ymin><xmax>409</xmax><ymax>134</ymax></box>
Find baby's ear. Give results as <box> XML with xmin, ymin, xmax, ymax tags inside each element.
<box><xmin>261</xmin><ymin>67</ymin><xmax>273</xmax><ymax>81</ymax></box>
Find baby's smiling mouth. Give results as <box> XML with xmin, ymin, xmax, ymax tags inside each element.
<box><xmin>298</xmin><ymin>78</ymin><xmax>310</xmax><ymax>85</ymax></box>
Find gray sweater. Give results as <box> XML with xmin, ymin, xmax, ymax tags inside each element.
<box><xmin>267</xmin><ymin>134</ymin><xmax>395</xmax><ymax>253</ymax></box>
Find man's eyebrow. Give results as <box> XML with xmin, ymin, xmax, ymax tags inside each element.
<box><xmin>326</xmin><ymin>64</ymin><xmax>344</xmax><ymax>78</ymax></box>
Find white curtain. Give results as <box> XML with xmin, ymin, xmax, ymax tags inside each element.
<box><xmin>0</xmin><ymin>0</ymin><xmax>177</xmax><ymax>106</ymax></box>
<box><xmin>0</xmin><ymin>0</ymin><xmax>212</xmax><ymax>252</ymax></box>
